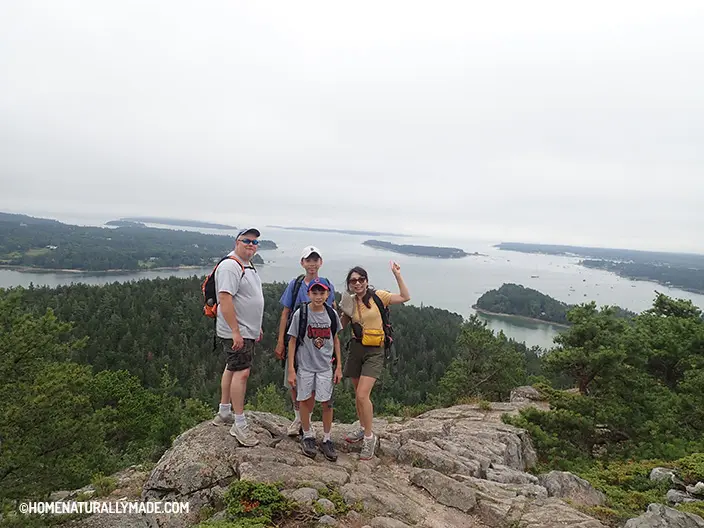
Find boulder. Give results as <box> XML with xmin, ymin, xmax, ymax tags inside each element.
<box><xmin>410</xmin><ymin>468</ymin><xmax>477</xmax><ymax>512</ymax></box>
<box><xmin>282</xmin><ymin>486</ymin><xmax>319</xmax><ymax>506</ymax></box>
<box><xmin>369</xmin><ymin>517</ymin><xmax>412</xmax><ymax>528</ymax></box>
<box><xmin>667</xmin><ymin>489</ymin><xmax>701</xmax><ymax>505</ymax></box>
<box><xmin>316</xmin><ymin>498</ymin><xmax>336</xmax><ymax>514</ymax></box>
<box><xmin>651</xmin><ymin>467</ymin><xmax>678</xmax><ymax>483</ymax></box>
<box><xmin>510</xmin><ymin>386</ymin><xmax>542</xmax><ymax>403</ymax></box>
<box><xmin>624</xmin><ymin>503</ymin><xmax>704</xmax><ymax>527</ymax></box>
<box><xmin>538</xmin><ymin>470</ymin><xmax>606</xmax><ymax>507</ymax></box>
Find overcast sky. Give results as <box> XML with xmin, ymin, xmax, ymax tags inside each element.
<box><xmin>1</xmin><ymin>1</ymin><xmax>703</xmax><ymax>252</ymax></box>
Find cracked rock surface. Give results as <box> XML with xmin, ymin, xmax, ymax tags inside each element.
<box><xmin>70</xmin><ymin>403</ymin><xmax>607</xmax><ymax>527</ymax></box>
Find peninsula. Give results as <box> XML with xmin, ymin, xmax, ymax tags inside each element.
<box><xmin>496</xmin><ymin>242</ymin><xmax>704</xmax><ymax>294</ymax></box>
<box><xmin>363</xmin><ymin>239</ymin><xmax>475</xmax><ymax>259</ymax></box>
<box><xmin>268</xmin><ymin>225</ymin><xmax>406</xmax><ymax>237</ymax></box>
<box><xmin>120</xmin><ymin>217</ymin><xmax>237</xmax><ymax>230</ymax></box>
<box><xmin>0</xmin><ymin>212</ymin><xmax>274</xmax><ymax>272</ymax></box>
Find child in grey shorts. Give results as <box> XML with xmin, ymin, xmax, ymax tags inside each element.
<box><xmin>287</xmin><ymin>279</ymin><xmax>342</xmax><ymax>461</ymax></box>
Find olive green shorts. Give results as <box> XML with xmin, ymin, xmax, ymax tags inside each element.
<box><xmin>343</xmin><ymin>340</ymin><xmax>384</xmax><ymax>380</ymax></box>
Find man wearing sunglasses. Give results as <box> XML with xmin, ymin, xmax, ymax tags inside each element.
<box><xmin>212</xmin><ymin>227</ymin><xmax>265</xmax><ymax>447</ymax></box>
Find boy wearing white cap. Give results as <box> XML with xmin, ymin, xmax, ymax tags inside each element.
<box><xmin>275</xmin><ymin>246</ymin><xmax>336</xmax><ymax>436</ymax></box>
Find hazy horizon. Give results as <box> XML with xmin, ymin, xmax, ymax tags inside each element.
<box><xmin>4</xmin><ymin>208</ymin><xmax>704</xmax><ymax>257</ymax></box>
<box><xmin>2</xmin><ymin>2</ymin><xmax>703</xmax><ymax>253</ymax></box>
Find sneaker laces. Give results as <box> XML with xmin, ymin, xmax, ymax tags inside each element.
<box><xmin>238</xmin><ymin>422</ymin><xmax>251</xmax><ymax>435</ymax></box>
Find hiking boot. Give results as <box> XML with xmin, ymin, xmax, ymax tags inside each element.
<box><xmin>287</xmin><ymin>417</ymin><xmax>302</xmax><ymax>436</ymax></box>
<box><xmin>300</xmin><ymin>436</ymin><xmax>317</xmax><ymax>459</ymax></box>
<box><xmin>360</xmin><ymin>434</ymin><xmax>378</xmax><ymax>460</ymax></box>
<box><xmin>212</xmin><ymin>412</ymin><xmax>234</xmax><ymax>426</ymax></box>
<box><xmin>229</xmin><ymin>422</ymin><xmax>259</xmax><ymax>447</ymax></box>
<box><xmin>320</xmin><ymin>440</ymin><xmax>338</xmax><ymax>462</ymax></box>
<box><xmin>345</xmin><ymin>427</ymin><xmax>365</xmax><ymax>444</ymax></box>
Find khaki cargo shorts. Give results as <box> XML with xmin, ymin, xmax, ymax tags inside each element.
<box><xmin>343</xmin><ymin>340</ymin><xmax>384</xmax><ymax>379</ymax></box>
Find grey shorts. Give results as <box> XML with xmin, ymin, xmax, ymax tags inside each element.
<box><xmin>283</xmin><ymin>364</ymin><xmax>293</xmax><ymax>389</ymax></box>
<box><xmin>297</xmin><ymin>368</ymin><xmax>333</xmax><ymax>402</ymax></box>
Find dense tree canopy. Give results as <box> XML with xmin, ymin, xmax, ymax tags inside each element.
<box><xmin>3</xmin><ymin>269</ymin><xmax>703</xmax><ymax>526</ymax></box>
<box><xmin>475</xmin><ymin>283</ymin><xmax>636</xmax><ymax>325</ymax></box>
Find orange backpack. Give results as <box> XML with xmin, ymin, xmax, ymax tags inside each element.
<box><xmin>201</xmin><ymin>255</ymin><xmax>246</xmax><ymax>318</ymax></box>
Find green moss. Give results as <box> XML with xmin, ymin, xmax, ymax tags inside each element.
<box><xmin>317</xmin><ymin>484</ymin><xmax>353</xmax><ymax>515</ymax></box>
<box><xmin>676</xmin><ymin>501</ymin><xmax>704</xmax><ymax>519</ymax></box>
<box><xmin>674</xmin><ymin>453</ymin><xmax>704</xmax><ymax>484</ymax></box>
<box><xmin>90</xmin><ymin>473</ymin><xmax>118</xmax><ymax>497</ymax></box>
<box><xmin>573</xmin><ymin>460</ymin><xmax>669</xmax><ymax>525</ymax></box>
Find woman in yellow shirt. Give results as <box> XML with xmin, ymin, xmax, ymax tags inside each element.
<box><xmin>341</xmin><ymin>262</ymin><xmax>410</xmax><ymax>460</ymax></box>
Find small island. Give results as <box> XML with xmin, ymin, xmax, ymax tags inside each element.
<box><xmin>363</xmin><ymin>240</ymin><xmax>475</xmax><ymax>259</ymax></box>
<box><xmin>474</xmin><ymin>283</ymin><xmax>636</xmax><ymax>326</ymax></box>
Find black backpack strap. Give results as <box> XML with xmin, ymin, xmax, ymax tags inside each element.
<box><xmin>293</xmin><ymin>302</ymin><xmax>308</xmax><ymax>372</ymax></box>
<box><xmin>371</xmin><ymin>292</ymin><xmax>390</xmax><ymax>333</ymax></box>
<box><xmin>324</xmin><ymin>303</ymin><xmax>339</xmax><ymax>371</ymax></box>
<box><xmin>296</xmin><ymin>302</ymin><xmax>309</xmax><ymax>349</ymax></box>
<box><xmin>290</xmin><ymin>274</ymin><xmax>305</xmax><ymax>307</ymax></box>
<box><xmin>371</xmin><ymin>292</ymin><xmax>395</xmax><ymax>366</ymax></box>
<box><xmin>209</xmin><ymin>255</ymin><xmax>245</xmax><ymax>351</ymax></box>
<box><xmin>324</xmin><ymin>304</ymin><xmax>338</xmax><ymax>337</ymax></box>
<box><xmin>282</xmin><ymin>275</ymin><xmax>306</xmax><ymax>367</ymax></box>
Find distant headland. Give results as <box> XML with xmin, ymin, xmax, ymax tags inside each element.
<box><xmin>363</xmin><ymin>240</ymin><xmax>480</xmax><ymax>259</ymax></box>
<box><xmin>118</xmin><ymin>217</ymin><xmax>238</xmax><ymax>230</ymax></box>
<box><xmin>268</xmin><ymin>225</ymin><xmax>406</xmax><ymax>237</ymax></box>
<box><xmin>496</xmin><ymin>242</ymin><xmax>704</xmax><ymax>294</ymax></box>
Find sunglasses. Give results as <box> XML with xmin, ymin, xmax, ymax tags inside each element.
<box><xmin>239</xmin><ymin>238</ymin><xmax>259</xmax><ymax>245</ymax></box>
<box><xmin>348</xmin><ymin>277</ymin><xmax>367</xmax><ymax>284</ymax></box>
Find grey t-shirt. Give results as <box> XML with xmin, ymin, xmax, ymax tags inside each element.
<box><xmin>215</xmin><ymin>255</ymin><xmax>264</xmax><ymax>340</ymax></box>
<box><xmin>287</xmin><ymin>307</ymin><xmax>342</xmax><ymax>373</ymax></box>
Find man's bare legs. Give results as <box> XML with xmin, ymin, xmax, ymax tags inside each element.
<box><xmin>230</xmin><ymin>368</ymin><xmax>250</xmax><ymax>415</ymax></box>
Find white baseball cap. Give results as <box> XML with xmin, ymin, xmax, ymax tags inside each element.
<box><xmin>300</xmin><ymin>246</ymin><xmax>322</xmax><ymax>260</ymax></box>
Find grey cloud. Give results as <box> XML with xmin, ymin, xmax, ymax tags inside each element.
<box><xmin>1</xmin><ymin>1</ymin><xmax>703</xmax><ymax>251</ymax></box>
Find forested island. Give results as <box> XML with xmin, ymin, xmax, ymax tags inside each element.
<box><xmin>3</xmin><ymin>274</ymin><xmax>704</xmax><ymax>524</ymax></box>
<box><xmin>363</xmin><ymin>239</ymin><xmax>475</xmax><ymax>258</ymax></box>
<box><xmin>496</xmin><ymin>242</ymin><xmax>704</xmax><ymax>294</ymax></box>
<box><xmin>475</xmin><ymin>283</ymin><xmax>636</xmax><ymax>325</ymax></box>
<box><xmin>0</xmin><ymin>212</ymin><xmax>273</xmax><ymax>271</ymax></box>
<box><xmin>120</xmin><ymin>216</ymin><xmax>237</xmax><ymax>230</ymax></box>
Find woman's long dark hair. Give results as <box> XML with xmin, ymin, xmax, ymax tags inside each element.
<box><xmin>346</xmin><ymin>266</ymin><xmax>372</xmax><ymax>308</ymax></box>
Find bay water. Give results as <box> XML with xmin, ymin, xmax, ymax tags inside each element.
<box><xmin>2</xmin><ymin>223</ymin><xmax>703</xmax><ymax>350</ymax></box>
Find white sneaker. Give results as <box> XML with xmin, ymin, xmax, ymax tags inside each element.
<box><xmin>229</xmin><ymin>422</ymin><xmax>259</xmax><ymax>447</ymax></box>
<box><xmin>212</xmin><ymin>412</ymin><xmax>234</xmax><ymax>426</ymax></box>
<box><xmin>287</xmin><ymin>417</ymin><xmax>302</xmax><ymax>436</ymax></box>
<box><xmin>360</xmin><ymin>433</ymin><xmax>378</xmax><ymax>460</ymax></box>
